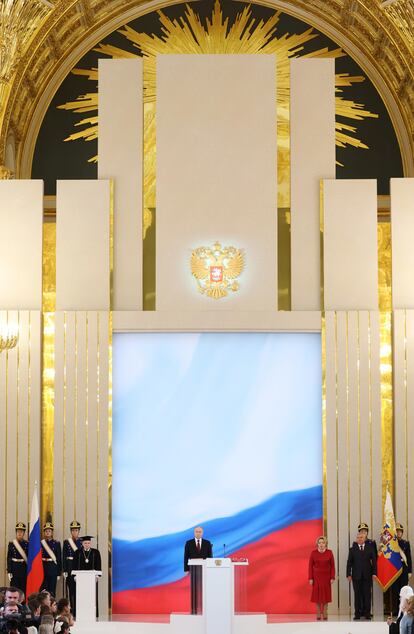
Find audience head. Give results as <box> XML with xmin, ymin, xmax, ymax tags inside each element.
<box><xmin>4</xmin><ymin>588</ymin><xmax>21</xmax><ymax>605</ymax></box>
<box><xmin>399</xmin><ymin>585</ymin><xmax>414</xmax><ymax>616</ymax></box>
<box><xmin>3</xmin><ymin>602</ymin><xmax>19</xmax><ymax>616</ymax></box>
<box><xmin>40</xmin><ymin>605</ymin><xmax>52</xmax><ymax>618</ymax></box>
<box><xmin>28</xmin><ymin>597</ymin><xmax>41</xmax><ymax>617</ymax></box>
<box><xmin>38</xmin><ymin>591</ymin><xmax>51</xmax><ymax>608</ymax></box>
<box><xmin>56</xmin><ymin>599</ymin><xmax>70</xmax><ymax>616</ymax></box>
<box><xmin>407</xmin><ymin>596</ymin><xmax>414</xmax><ymax>618</ymax></box>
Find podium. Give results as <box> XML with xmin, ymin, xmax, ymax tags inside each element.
<box><xmin>72</xmin><ymin>569</ymin><xmax>102</xmax><ymax>623</ymax></box>
<box><xmin>186</xmin><ymin>558</ymin><xmax>249</xmax><ymax>634</ymax></box>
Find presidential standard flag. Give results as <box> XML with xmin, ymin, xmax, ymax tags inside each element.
<box><xmin>377</xmin><ymin>489</ymin><xmax>404</xmax><ymax>591</ymax></box>
<box><xmin>26</xmin><ymin>485</ymin><xmax>44</xmax><ymax>596</ymax></box>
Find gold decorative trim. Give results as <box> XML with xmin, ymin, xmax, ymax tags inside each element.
<box><xmin>41</xmin><ymin>221</ymin><xmax>56</xmax><ymax>522</ymax></box>
<box><xmin>108</xmin><ymin>311</ymin><xmax>113</xmax><ymax>612</ymax></box>
<box><xmin>319</xmin><ymin>181</ymin><xmax>325</xmax><ymax>310</ymax></box>
<box><xmin>2</xmin><ymin>0</ymin><xmax>411</xmax><ymax>181</ymax></box>
<box><xmin>377</xmin><ymin>219</ymin><xmax>394</xmax><ymax>505</ymax></box>
<box><xmin>321</xmin><ymin>313</ymin><xmax>327</xmax><ymax>536</ymax></box>
<box><xmin>278</xmin><ymin>209</ymin><xmax>291</xmax><ymax>310</ymax></box>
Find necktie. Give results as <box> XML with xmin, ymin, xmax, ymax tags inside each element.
<box><xmin>196</xmin><ymin>540</ymin><xmax>201</xmax><ymax>552</ymax></box>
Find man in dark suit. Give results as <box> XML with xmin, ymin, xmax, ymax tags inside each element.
<box><xmin>184</xmin><ymin>526</ymin><xmax>213</xmax><ymax>614</ymax></box>
<box><xmin>347</xmin><ymin>532</ymin><xmax>377</xmax><ymax>620</ymax></box>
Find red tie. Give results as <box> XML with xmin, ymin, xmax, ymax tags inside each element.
<box><xmin>196</xmin><ymin>540</ymin><xmax>201</xmax><ymax>552</ymax></box>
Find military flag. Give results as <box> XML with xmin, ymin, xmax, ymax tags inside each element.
<box><xmin>26</xmin><ymin>484</ymin><xmax>44</xmax><ymax>596</ymax></box>
<box><xmin>377</xmin><ymin>489</ymin><xmax>405</xmax><ymax>591</ymax></box>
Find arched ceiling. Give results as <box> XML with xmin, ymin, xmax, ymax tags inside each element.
<box><xmin>0</xmin><ymin>0</ymin><xmax>413</xmax><ymax>177</ymax></box>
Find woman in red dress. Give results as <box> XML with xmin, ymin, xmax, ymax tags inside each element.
<box><xmin>308</xmin><ymin>535</ymin><xmax>335</xmax><ymax>620</ymax></box>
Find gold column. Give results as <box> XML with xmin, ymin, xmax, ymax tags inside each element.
<box><xmin>378</xmin><ymin>220</ymin><xmax>393</xmax><ymax>503</ymax></box>
<box><xmin>41</xmin><ymin>220</ymin><xmax>56</xmax><ymax>522</ymax></box>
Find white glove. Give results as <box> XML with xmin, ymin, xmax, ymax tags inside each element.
<box><xmin>7</xmin><ymin>573</ymin><xmax>12</xmax><ymax>581</ymax></box>
<box><xmin>409</xmin><ymin>573</ymin><xmax>412</xmax><ymax>579</ymax></box>
<box><xmin>63</xmin><ymin>572</ymin><xmax>68</xmax><ymax>579</ymax></box>
<box><xmin>57</xmin><ymin>576</ymin><xmax>61</xmax><ymax>581</ymax></box>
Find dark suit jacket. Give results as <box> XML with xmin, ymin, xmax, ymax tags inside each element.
<box><xmin>346</xmin><ymin>541</ymin><xmax>377</xmax><ymax>579</ymax></box>
<box><xmin>184</xmin><ymin>538</ymin><xmax>213</xmax><ymax>572</ymax></box>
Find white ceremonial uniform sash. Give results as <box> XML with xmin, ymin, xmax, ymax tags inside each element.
<box><xmin>13</xmin><ymin>539</ymin><xmax>27</xmax><ymax>562</ymax></box>
<box><xmin>68</xmin><ymin>538</ymin><xmax>78</xmax><ymax>553</ymax></box>
<box><xmin>41</xmin><ymin>539</ymin><xmax>57</xmax><ymax>564</ymax></box>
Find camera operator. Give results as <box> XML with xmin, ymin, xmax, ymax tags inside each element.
<box><xmin>0</xmin><ymin>602</ymin><xmax>28</xmax><ymax>634</ymax></box>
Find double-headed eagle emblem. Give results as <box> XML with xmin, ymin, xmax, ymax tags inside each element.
<box><xmin>190</xmin><ymin>241</ymin><xmax>245</xmax><ymax>299</ymax></box>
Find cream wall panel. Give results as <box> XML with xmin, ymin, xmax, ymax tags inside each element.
<box><xmin>156</xmin><ymin>55</ymin><xmax>277</xmax><ymax>311</ymax></box>
<box><xmin>0</xmin><ymin>311</ymin><xmax>41</xmax><ymax>585</ymax></box>
<box><xmin>391</xmin><ymin>178</ymin><xmax>414</xmax><ymax>309</ymax></box>
<box><xmin>54</xmin><ymin>311</ymin><xmax>110</xmax><ymax>614</ymax></box>
<box><xmin>323</xmin><ymin>180</ymin><xmax>378</xmax><ymax>310</ymax></box>
<box><xmin>98</xmin><ymin>58</ymin><xmax>143</xmax><ymax>311</ymax></box>
<box><xmin>325</xmin><ymin>310</ymin><xmax>382</xmax><ymax>614</ymax></box>
<box><xmin>290</xmin><ymin>59</ymin><xmax>335</xmax><ymax>310</ymax></box>
<box><xmin>0</xmin><ymin>181</ymin><xmax>43</xmax><ymax>309</ymax></box>
<box><xmin>56</xmin><ymin>181</ymin><xmax>111</xmax><ymax>310</ymax></box>
<box><xmin>113</xmin><ymin>310</ymin><xmax>321</xmax><ymax>332</ymax></box>
<box><xmin>324</xmin><ymin>311</ymin><xmax>339</xmax><ymax>611</ymax></box>
<box><xmin>393</xmin><ymin>309</ymin><xmax>414</xmax><ymax>537</ymax></box>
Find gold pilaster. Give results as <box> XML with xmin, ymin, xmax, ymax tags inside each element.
<box><xmin>378</xmin><ymin>220</ymin><xmax>393</xmax><ymax>504</ymax></box>
<box><xmin>41</xmin><ymin>220</ymin><xmax>56</xmax><ymax>522</ymax></box>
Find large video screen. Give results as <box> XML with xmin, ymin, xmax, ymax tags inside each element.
<box><xmin>112</xmin><ymin>332</ymin><xmax>322</xmax><ymax>614</ymax></box>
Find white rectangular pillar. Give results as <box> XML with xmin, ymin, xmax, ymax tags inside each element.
<box><xmin>322</xmin><ymin>179</ymin><xmax>378</xmax><ymax>310</ymax></box>
<box><xmin>290</xmin><ymin>59</ymin><xmax>335</xmax><ymax>310</ymax></box>
<box><xmin>56</xmin><ymin>180</ymin><xmax>111</xmax><ymax>310</ymax></box>
<box><xmin>98</xmin><ymin>58</ymin><xmax>143</xmax><ymax>310</ymax></box>
<box><xmin>156</xmin><ymin>55</ymin><xmax>277</xmax><ymax>311</ymax></box>
<box><xmin>0</xmin><ymin>180</ymin><xmax>43</xmax><ymax>309</ymax></box>
<box><xmin>390</xmin><ymin>177</ymin><xmax>414</xmax><ymax>308</ymax></box>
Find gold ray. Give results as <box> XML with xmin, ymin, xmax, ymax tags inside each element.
<box><xmin>58</xmin><ymin>0</ymin><xmax>378</xmax><ymax>209</ymax></box>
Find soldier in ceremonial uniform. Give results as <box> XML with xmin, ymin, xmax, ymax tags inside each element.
<box><xmin>40</xmin><ymin>522</ymin><xmax>62</xmax><ymax>597</ymax></box>
<box><xmin>7</xmin><ymin>523</ymin><xmax>28</xmax><ymax>594</ymax></box>
<box><xmin>72</xmin><ymin>536</ymin><xmax>102</xmax><ymax>617</ymax></box>
<box><xmin>63</xmin><ymin>521</ymin><xmax>82</xmax><ymax>615</ymax></box>
<box><xmin>391</xmin><ymin>522</ymin><xmax>412</xmax><ymax>615</ymax></box>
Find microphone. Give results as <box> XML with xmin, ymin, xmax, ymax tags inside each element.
<box><xmin>223</xmin><ymin>543</ymin><xmax>226</xmax><ymax>558</ymax></box>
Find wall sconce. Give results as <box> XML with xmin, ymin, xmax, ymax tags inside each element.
<box><xmin>0</xmin><ymin>323</ymin><xmax>19</xmax><ymax>353</ymax></box>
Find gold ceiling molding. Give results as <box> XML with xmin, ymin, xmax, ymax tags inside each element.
<box><xmin>0</xmin><ymin>0</ymin><xmax>412</xmax><ymax>178</ymax></box>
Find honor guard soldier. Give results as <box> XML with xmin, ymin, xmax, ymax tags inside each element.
<box><xmin>7</xmin><ymin>522</ymin><xmax>28</xmax><ymax>594</ymax></box>
<box><xmin>72</xmin><ymin>536</ymin><xmax>102</xmax><ymax>617</ymax></box>
<box><xmin>63</xmin><ymin>521</ymin><xmax>82</xmax><ymax>615</ymax></box>
<box><xmin>41</xmin><ymin>522</ymin><xmax>62</xmax><ymax>597</ymax></box>
<box><xmin>391</xmin><ymin>522</ymin><xmax>412</xmax><ymax>614</ymax></box>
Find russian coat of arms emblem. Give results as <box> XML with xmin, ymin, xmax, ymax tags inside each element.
<box><xmin>190</xmin><ymin>241</ymin><xmax>245</xmax><ymax>299</ymax></box>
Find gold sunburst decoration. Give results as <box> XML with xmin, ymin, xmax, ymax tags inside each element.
<box><xmin>59</xmin><ymin>0</ymin><xmax>378</xmax><ymax>228</ymax></box>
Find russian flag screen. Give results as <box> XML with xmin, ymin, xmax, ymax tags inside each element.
<box><xmin>112</xmin><ymin>332</ymin><xmax>322</xmax><ymax>614</ymax></box>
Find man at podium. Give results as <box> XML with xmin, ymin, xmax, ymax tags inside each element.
<box><xmin>184</xmin><ymin>526</ymin><xmax>213</xmax><ymax>614</ymax></box>
<box><xmin>72</xmin><ymin>536</ymin><xmax>102</xmax><ymax>617</ymax></box>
